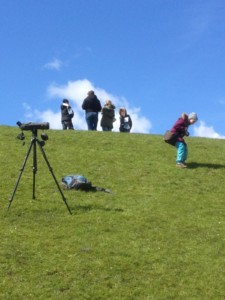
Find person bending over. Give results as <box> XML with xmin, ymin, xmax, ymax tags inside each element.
<box><xmin>170</xmin><ymin>112</ymin><xmax>198</xmax><ymax>168</ymax></box>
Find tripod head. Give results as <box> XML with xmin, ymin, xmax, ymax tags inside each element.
<box><xmin>17</xmin><ymin>121</ymin><xmax>50</xmax><ymax>146</ymax></box>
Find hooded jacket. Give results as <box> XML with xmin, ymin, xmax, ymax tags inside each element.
<box><xmin>100</xmin><ymin>104</ymin><xmax>115</xmax><ymax>129</ymax></box>
<box><xmin>119</xmin><ymin>113</ymin><xmax>132</xmax><ymax>132</ymax></box>
<box><xmin>171</xmin><ymin>113</ymin><xmax>190</xmax><ymax>143</ymax></box>
<box><xmin>82</xmin><ymin>94</ymin><xmax>102</xmax><ymax>113</ymax></box>
<box><xmin>61</xmin><ymin>103</ymin><xmax>74</xmax><ymax>121</ymax></box>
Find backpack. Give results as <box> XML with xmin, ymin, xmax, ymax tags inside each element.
<box><xmin>68</xmin><ymin>107</ymin><xmax>74</xmax><ymax>118</ymax></box>
<box><xmin>61</xmin><ymin>174</ymin><xmax>113</xmax><ymax>193</ymax></box>
<box><xmin>164</xmin><ymin>130</ymin><xmax>177</xmax><ymax>146</ymax></box>
<box><xmin>62</xmin><ymin>175</ymin><xmax>93</xmax><ymax>191</ymax></box>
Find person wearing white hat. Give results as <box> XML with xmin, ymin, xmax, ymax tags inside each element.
<box><xmin>60</xmin><ymin>99</ymin><xmax>74</xmax><ymax>130</ymax></box>
<box><xmin>170</xmin><ymin>112</ymin><xmax>198</xmax><ymax>168</ymax></box>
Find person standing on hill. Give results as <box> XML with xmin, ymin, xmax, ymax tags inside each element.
<box><xmin>100</xmin><ymin>100</ymin><xmax>116</xmax><ymax>131</ymax></box>
<box><xmin>170</xmin><ymin>112</ymin><xmax>198</xmax><ymax>168</ymax></box>
<box><xmin>82</xmin><ymin>90</ymin><xmax>102</xmax><ymax>130</ymax></box>
<box><xmin>119</xmin><ymin>108</ymin><xmax>132</xmax><ymax>133</ymax></box>
<box><xmin>60</xmin><ymin>99</ymin><xmax>74</xmax><ymax>130</ymax></box>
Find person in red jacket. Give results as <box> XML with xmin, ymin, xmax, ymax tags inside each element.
<box><xmin>171</xmin><ymin>112</ymin><xmax>198</xmax><ymax>168</ymax></box>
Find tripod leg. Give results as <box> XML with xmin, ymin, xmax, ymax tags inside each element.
<box><xmin>8</xmin><ymin>139</ymin><xmax>34</xmax><ymax>210</ymax></box>
<box><xmin>37</xmin><ymin>140</ymin><xmax>72</xmax><ymax>214</ymax></box>
<box><xmin>32</xmin><ymin>138</ymin><xmax>37</xmax><ymax>199</ymax></box>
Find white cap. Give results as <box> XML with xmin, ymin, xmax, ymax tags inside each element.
<box><xmin>188</xmin><ymin>112</ymin><xmax>198</xmax><ymax>122</ymax></box>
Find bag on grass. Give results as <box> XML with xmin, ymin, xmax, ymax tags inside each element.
<box><xmin>164</xmin><ymin>130</ymin><xmax>177</xmax><ymax>146</ymax></box>
<box><xmin>61</xmin><ymin>174</ymin><xmax>113</xmax><ymax>193</ymax></box>
<box><xmin>62</xmin><ymin>175</ymin><xmax>92</xmax><ymax>191</ymax></box>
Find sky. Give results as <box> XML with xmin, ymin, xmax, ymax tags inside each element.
<box><xmin>1</xmin><ymin>0</ymin><xmax>225</xmax><ymax>138</ymax></box>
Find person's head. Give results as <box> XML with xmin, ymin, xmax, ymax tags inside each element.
<box><xmin>105</xmin><ymin>100</ymin><xmax>112</xmax><ymax>106</ymax></box>
<box><xmin>188</xmin><ymin>112</ymin><xmax>198</xmax><ymax>124</ymax></box>
<box><xmin>119</xmin><ymin>108</ymin><xmax>127</xmax><ymax>116</ymax></box>
<box><xmin>87</xmin><ymin>90</ymin><xmax>95</xmax><ymax>96</ymax></box>
<box><xmin>62</xmin><ymin>99</ymin><xmax>69</xmax><ymax>106</ymax></box>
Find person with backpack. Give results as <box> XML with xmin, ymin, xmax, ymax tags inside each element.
<box><xmin>100</xmin><ymin>100</ymin><xmax>116</xmax><ymax>131</ymax></box>
<box><xmin>60</xmin><ymin>99</ymin><xmax>74</xmax><ymax>130</ymax></box>
<box><xmin>119</xmin><ymin>108</ymin><xmax>132</xmax><ymax>133</ymax></box>
<box><xmin>170</xmin><ymin>112</ymin><xmax>198</xmax><ymax>168</ymax></box>
<box><xmin>82</xmin><ymin>90</ymin><xmax>102</xmax><ymax>130</ymax></box>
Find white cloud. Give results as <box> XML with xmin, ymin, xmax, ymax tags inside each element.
<box><xmin>43</xmin><ymin>58</ymin><xmax>63</xmax><ymax>71</ymax></box>
<box><xmin>194</xmin><ymin>120</ymin><xmax>225</xmax><ymax>139</ymax></box>
<box><xmin>34</xmin><ymin>110</ymin><xmax>62</xmax><ymax>130</ymax></box>
<box><xmin>44</xmin><ymin>79</ymin><xmax>152</xmax><ymax>133</ymax></box>
<box><xmin>48</xmin><ymin>79</ymin><xmax>94</xmax><ymax>106</ymax></box>
<box><xmin>21</xmin><ymin>79</ymin><xmax>152</xmax><ymax>133</ymax></box>
<box><xmin>22</xmin><ymin>102</ymin><xmax>32</xmax><ymax>118</ymax></box>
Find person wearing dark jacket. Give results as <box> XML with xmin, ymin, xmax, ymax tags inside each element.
<box><xmin>171</xmin><ymin>112</ymin><xmax>198</xmax><ymax>168</ymax></box>
<box><xmin>82</xmin><ymin>90</ymin><xmax>102</xmax><ymax>130</ymax></box>
<box><xmin>100</xmin><ymin>100</ymin><xmax>116</xmax><ymax>131</ymax></box>
<box><xmin>61</xmin><ymin>99</ymin><xmax>74</xmax><ymax>130</ymax></box>
<box><xmin>119</xmin><ymin>108</ymin><xmax>132</xmax><ymax>133</ymax></box>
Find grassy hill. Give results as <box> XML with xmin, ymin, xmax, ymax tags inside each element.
<box><xmin>1</xmin><ymin>125</ymin><xmax>225</xmax><ymax>299</ymax></box>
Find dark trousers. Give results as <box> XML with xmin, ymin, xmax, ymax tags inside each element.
<box><xmin>62</xmin><ymin>120</ymin><xmax>74</xmax><ymax>130</ymax></box>
<box><xmin>102</xmin><ymin>126</ymin><xmax>112</xmax><ymax>131</ymax></box>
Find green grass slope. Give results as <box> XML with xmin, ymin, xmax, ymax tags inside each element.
<box><xmin>1</xmin><ymin>126</ymin><xmax>225</xmax><ymax>299</ymax></box>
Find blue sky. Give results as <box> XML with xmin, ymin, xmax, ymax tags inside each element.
<box><xmin>1</xmin><ymin>0</ymin><xmax>225</xmax><ymax>137</ymax></box>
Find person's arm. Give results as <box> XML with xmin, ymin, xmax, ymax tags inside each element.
<box><xmin>129</xmin><ymin>115</ymin><xmax>132</xmax><ymax>129</ymax></box>
<box><xmin>82</xmin><ymin>99</ymin><xmax>87</xmax><ymax>110</ymax></box>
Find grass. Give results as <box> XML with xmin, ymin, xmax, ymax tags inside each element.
<box><xmin>1</xmin><ymin>125</ymin><xmax>225</xmax><ymax>299</ymax></box>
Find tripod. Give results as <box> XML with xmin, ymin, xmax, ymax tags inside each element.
<box><xmin>8</xmin><ymin>129</ymin><xmax>72</xmax><ymax>214</ymax></box>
